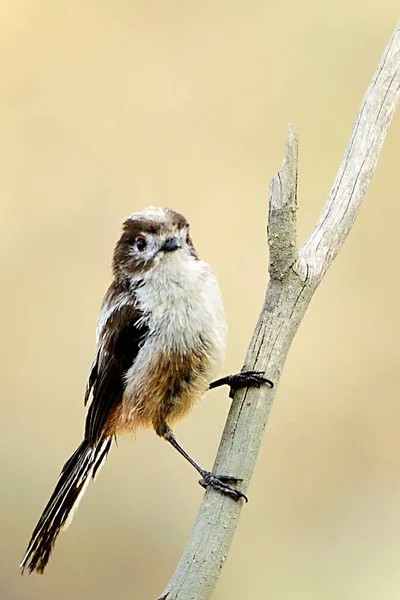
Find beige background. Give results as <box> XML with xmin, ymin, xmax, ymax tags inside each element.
<box><xmin>1</xmin><ymin>2</ymin><xmax>400</xmax><ymax>599</ymax></box>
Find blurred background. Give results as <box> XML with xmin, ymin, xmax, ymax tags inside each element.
<box><xmin>1</xmin><ymin>2</ymin><xmax>399</xmax><ymax>599</ymax></box>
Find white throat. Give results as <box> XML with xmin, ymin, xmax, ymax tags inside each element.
<box><xmin>135</xmin><ymin>251</ymin><xmax>226</xmax><ymax>359</ymax></box>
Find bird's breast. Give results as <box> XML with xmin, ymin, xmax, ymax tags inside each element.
<box><xmin>108</xmin><ymin>255</ymin><xmax>227</xmax><ymax>434</ymax></box>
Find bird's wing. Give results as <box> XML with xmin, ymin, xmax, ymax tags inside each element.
<box><xmin>84</xmin><ymin>303</ymin><xmax>148</xmax><ymax>445</ymax></box>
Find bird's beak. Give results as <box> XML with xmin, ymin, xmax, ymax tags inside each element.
<box><xmin>162</xmin><ymin>237</ymin><xmax>180</xmax><ymax>252</ymax></box>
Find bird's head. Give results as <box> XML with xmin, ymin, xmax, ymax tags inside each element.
<box><xmin>112</xmin><ymin>206</ymin><xmax>198</xmax><ymax>282</ymax></box>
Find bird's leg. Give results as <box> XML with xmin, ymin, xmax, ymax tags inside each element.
<box><xmin>156</xmin><ymin>422</ymin><xmax>247</xmax><ymax>502</ymax></box>
<box><xmin>209</xmin><ymin>370</ymin><xmax>274</xmax><ymax>398</ymax></box>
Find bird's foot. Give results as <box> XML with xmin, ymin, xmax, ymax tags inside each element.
<box><xmin>228</xmin><ymin>370</ymin><xmax>273</xmax><ymax>391</ymax></box>
<box><xmin>198</xmin><ymin>471</ymin><xmax>248</xmax><ymax>502</ymax></box>
<box><xmin>210</xmin><ymin>370</ymin><xmax>273</xmax><ymax>398</ymax></box>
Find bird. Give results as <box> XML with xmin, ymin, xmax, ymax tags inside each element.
<box><xmin>20</xmin><ymin>206</ymin><xmax>272</xmax><ymax>573</ymax></box>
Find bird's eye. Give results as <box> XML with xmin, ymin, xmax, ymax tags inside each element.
<box><xmin>135</xmin><ymin>235</ymin><xmax>147</xmax><ymax>251</ymax></box>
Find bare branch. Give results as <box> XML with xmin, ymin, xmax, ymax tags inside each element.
<box><xmin>157</xmin><ymin>22</ymin><xmax>400</xmax><ymax>600</ymax></box>
<box><xmin>298</xmin><ymin>23</ymin><xmax>400</xmax><ymax>284</ymax></box>
<box><xmin>268</xmin><ymin>124</ymin><xmax>299</xmax><ymax>280</ymax></box>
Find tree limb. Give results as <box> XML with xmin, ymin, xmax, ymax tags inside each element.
<box><xmin>157</xmin><ymin>22</ymin><xmax>400</xmax><ymax>600</ymax></box>
<box><xmin>268</xmin><ymin>124</ymin><xmax>298</xmax><ymax>280</ymax></box>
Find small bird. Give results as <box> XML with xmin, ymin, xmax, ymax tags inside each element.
<box><xmin>20</xmin><ymin>206</ymin><xmax>272</xmax><ymax>573</ymax></box>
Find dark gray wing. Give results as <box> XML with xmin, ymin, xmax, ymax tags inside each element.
<box><xmin>84</xmin><ymin>304</ymin><xmax>148</xmax><ymax>445</ymax></box>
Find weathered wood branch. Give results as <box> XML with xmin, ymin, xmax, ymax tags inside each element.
<box><xmin>268</xmin><ymin>124</ymin><xmax>298</xmax><ymax>280</ymax></box>
<box><xmin>158</xmin><ymin>22</ymin><xmax>400</xmax><ymax>600</ymax></box>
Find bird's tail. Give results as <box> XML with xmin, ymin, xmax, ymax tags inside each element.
<box><xmin>20</xmin><ymin>436</ymin><xmax>112</xmax><ymax>574</ymax></box>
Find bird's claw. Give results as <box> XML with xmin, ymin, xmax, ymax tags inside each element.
<box><xmin>227</xmin><ymin>370</ymin><xmax>274</xmax><ymax>398</ymax></box>
<box><xmin>199</xmin><ymin>471</ymin><xmax>248</xmax><ymax>502</ymax></box>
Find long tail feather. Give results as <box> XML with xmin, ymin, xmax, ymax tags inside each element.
<box><xmin>20</xmin><ymin>437</ymin><xmax>112</xmax><ymax>574</ymax></box>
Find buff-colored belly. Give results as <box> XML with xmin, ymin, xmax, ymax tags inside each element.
<box><xmin>107</xmin><ymin>346</ymin><xmax>211</xmax><ymax>435</ymax></box>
